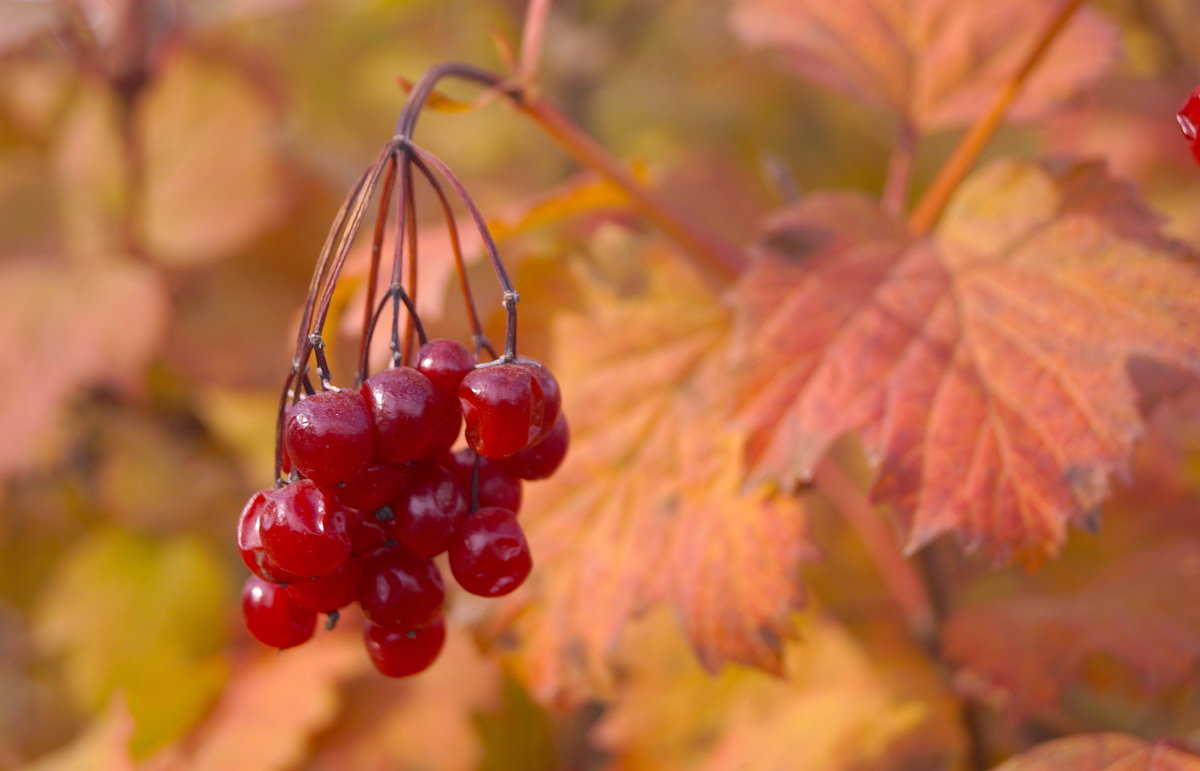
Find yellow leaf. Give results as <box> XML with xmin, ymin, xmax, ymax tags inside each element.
<box><xmin>33</xmin><ymin>529</ymin><xmax>229</xmax><ymax>757</ymax></box>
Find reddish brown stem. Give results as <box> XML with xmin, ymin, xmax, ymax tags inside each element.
<box><xmin>813</xmin><ymin>458</ymin><xmax>936</xmax><ymax>647</ymax></box>
<box><xmin>908</xmin><ymin>0</ymin><xmax>1085</xmax><ymax>234</ymax></box>
<box><xmin>517</xmin><ymin>97</ymin><xmax>744</xmax><ymax>283</ymax></box>
<box><xmin>358</xmin><ymin>154</ymin><xmax>398</xmax><ymax>382</ymax></box>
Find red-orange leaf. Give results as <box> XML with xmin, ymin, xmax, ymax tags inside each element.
<box><xmin>509</xmin><ymin>239</ymin><xmax>815</xmax><ymax>701</ymax></box>
<box><xmin>731</xmin><ymin>160</ymin><xmax>1200</xmax><ymax>557</ymax></box>
<box><xmin>944</xmin><ymin>540</ymin><xmax>1200</xmax><ymax>715</ymax></box>
<box><xmin>730</xmin><ymin>0</ymin><xmax>1118</xmax><ymax>131</ymax></box>
<box><xmin>992</xmin><ymin>733</ymin><xmax>1200</xmax><ymax>771</ymax></box>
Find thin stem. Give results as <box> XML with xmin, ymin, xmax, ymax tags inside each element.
<box><xmin>409</xmin><ymin>144</ymin><xmax>520</xmax><ymax>360</ymax></box>
<box><xmin>389</xmin><ymin>148</ymin><xmax>413</xmax><ymax>366</ymax></box>
<box><xmin>403</xmin><ymin>160</ymin><xmax>419</xmax><ymax>364</ymax></box>
<box><xmin>881</xmin><ymin>119</ymin><xmax>916</xmax><ymax>217</ymax></box>
<box><xmin>519</xmin><ymin>0</ymin><xmax>554</xmax><ymax>90</ymax></box>
<box><xmin>517</xmin><ymin>97</ymin><xmax>743</xmax><ymax>283</ymax></box>
<box><xmin>358</xmin><ymin>153</ymin><xmax>399</xmax><ymax>383</ymax></box>
<box><xmin>907</xmin><ymin>0</ymin><xmax>1085</xmax><ymax>234</ymax></box>
<box><xmin>812</xmin><ymin>459</ymin><xmax>935</xmax><ymax>648</ymax></box>
<box><xmin>410</xmin><ymin>153</ymin><xmax>495</xmax><ymax>356</ymax></box>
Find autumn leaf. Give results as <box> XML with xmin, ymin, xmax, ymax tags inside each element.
<box><xmin>52</xmin><ymin>50</ymin><xmax>286</xmax><ymax>267</ymax></box>
<box><xmin>32</xmin><ymin>529</ymin><xmax>229</xmax><ymax>758</ymax></box>
<box><xmin>158</xmin><ymin>625</ymin><xmax>364</xmax><ymax>771</ymax></box>
<box><xmin>19</xmin><ymin>699</ymin><xmax>135</xmax><ymax>771</ymax></box>
<box><xmin>0</xmin><ymin>258</ymin><xmax>167</xmax><ymax>484</ymax></box>
<box><xmin>991</xmin><ymin>733</ymin><xmax>1200</xmax><ymax>770</ymax></box>
<box><xmin>731</xmin><ymin>160</ymin><xmax>1200</xmax><ymax>557</ymax></box>
<box><xmin>508</xmin><ymin>235</ymin><xmax>815</xmax><ymax>701</ymax></box>
<box><xmin>593</xmin><ymin>609</ymin><xmax>935</xmax><ymax>771</ymax></box>
<box><xmin>944</xmin><ymin>540</ymin><xmax>1200</xmax><ymax>716</ymax></box>
<box><xmin>730</xmin><ymin>0</ymin><xmax>1118</xmax><ymax>131</ymax></box>
<box><xmin>305</xmin><ymin>624</ymin><xmax>501</xmax><ymax>771</ymax></box>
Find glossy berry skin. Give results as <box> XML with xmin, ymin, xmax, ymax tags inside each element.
<box><xmin>364</xmin><ymin>617</ymin><xmax>446</xmax><ymax>677</ymax></box>
<box><xmin>361</xmin><ymin>367</ymin><xmax>441</xmax><ymax>464</ymax></box>
<box><xmin>449</xmin><ymin>507</ymin><xmax>532</xmax><ymax>597</ymax></box>
<box><xmin>525</xmin><ymin>362</ymin><xmax>561</xmax><ymax>443</ymax></box>
<box><xmin>242</xmin><ymin>575</ymin><xmax>316</xmax><ymax>649</ymax></box>
<box><xmin>237</xmin><ymin>490</ymin><xmax>302</xmax><ymax>583</ymax></box>
<box><xmin>459</xmin><ymin>364</ymin><xmax>546</xmax><ymax>458</ymax></box>
<box><xmin>285</xmin><ymin>556</ymin><xmax>363</xmax><ymax>613</ymax></box>
<box><xmin>359</xmin><ymin>547</ymin><xmax>445</xmax><ymax>630</ymax></box>
<box><xmin>1179</xmin><ymin>86</ymin><xmax>1200</xmax><ymax>165</ymax></box>
<box><xmin>500</xmin><ymin>414</ymin><xmax>569</xmax><ymax>481</ymax></box>
<box><xmin>423</xmin><ymin>399</ymin><xmax>462</xmax><ymax>460</ymax></box>
<box><xmin>337</xmin><ymin>462</ymin><xmax>409</xmax><ymax>513</ymax></box>
<box><xmin>416</xmin><ymin>339</ymin><xmax>475</xmax><ymax>400</ymax></box>
<box><xmin>443</xmin><ymin>450</ymin><xmax>523</xmax><ymax>513</ymax></box>
<box><xmin>348</xmin><ymin>513</ymin><xmax>390</xmax><ymax>558</ymax></box>
<box><xmin>392</xmin><ymin>463</ymin><xmax>468</xmax><ymax>557</ymax></box>
<box><xmin>258</xmin><ymin>480</ymin><xmax>352</xmax><ymax>577</ymax></box>
<box><xmin>284</xmin><ymin>389</ymin><xmax>374</xmax><ymax>486</ymax></box>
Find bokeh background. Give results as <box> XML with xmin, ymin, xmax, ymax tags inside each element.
<box><xmin>3</xmin><ymin>0</ymin><xmax>1200</xmax><ymax>769</ymax></box>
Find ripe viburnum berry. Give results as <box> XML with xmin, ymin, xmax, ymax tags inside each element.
<box><xmin>242</xmin><ymin>575</ymin><xmax>317</xmax><ymax>649</ymax></box>
<box><xmin>284</xmin><ymin>389</ymin><xmax>374</xmax><ymax>486</ymax></box>
<box><xmin>258</xmin><ymin>480</ymin><xmax>352</xmax><ymax>577</ymax></box>
<box><xmin>364</xmin><ymin>617</ymin><xmax>446</xmax><ymax>677</ymax></box>
<box><xmin>449</xmin><ymin>506</ymin><xmax>532</xmax><ymax>597</ymax></box>
<box><xmin>1178</xmin><ymin>86</ymin><xmax>1200</xmax><ymax>165</ymax></box>
<box><xmin>459</xmin><ymin>364</ymin><xmax>547</xmax><ymax>458</ymax></box>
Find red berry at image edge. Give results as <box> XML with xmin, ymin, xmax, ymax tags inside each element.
<box><xmin>242</xmin><ymin>575</ymin><xmax>317</xmax><ymax>649</ymax></box>
<box><xmin>449</xmin><ymin>506</ymin><xmax>532</xmax><ymax>597</ymax></box>
<box><xmin>284</xmin><ymin>388</ymin><xmax>374</xmax><ymax>486</ymax></box>
<box><xmin>364</xmin><ymin>617</ymin><xmax>447</xmax><ymax>677</ymax></box>
<box><xmin>1178</xmin><ymin>86</ymin><xmax>1200</xmax><ymax>165</ymax></box>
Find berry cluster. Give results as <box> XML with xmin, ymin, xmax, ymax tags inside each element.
<box><xmin>237</xmin><ymin>340</ymin><xmax>567</xmax><ymax>675</ymax></box>
<box><xmin>234</xmin><ymin>63</ymin><xmax>568</xmax><ymax>676</ymax></box>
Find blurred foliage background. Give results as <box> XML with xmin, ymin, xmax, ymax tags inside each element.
<box><xmin>2</xmin><ymin>0</ymin><xmax>1200</xmax><ymax>769</ymax></box>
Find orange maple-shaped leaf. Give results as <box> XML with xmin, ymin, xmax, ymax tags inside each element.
<box><xmin>730</xmin><ymin>0</ymin><xmax>1117</xmax><ymax>131</ymax></box>
<box><xmin>991</xmin><ymin>733</ymin><xmax>1200</xmax><ymax>771</ymax></box>
<box><xmin>732</xmin><ymin>160</ymin><xmax>1200</xmax><ymax>557</ymax></box>
<box><xmin>511</xmin><ymin>240</ymin><xmax>815</xmax><ymax>701</ymax></box>
<box><xmin>944</xmin><ymin>540</ymin><xmax>1200</xmax><ymax>715</ymax></box>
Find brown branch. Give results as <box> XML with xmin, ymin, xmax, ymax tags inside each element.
<box><xmin>907</xmin><ymin>0</ymin><xmax>1086</xmax><ymax>234</ymax></box>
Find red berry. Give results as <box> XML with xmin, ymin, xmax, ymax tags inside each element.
<box><xmin>525</xmin><ymin>361</ymin><xmax>561</xmax><ymax>442</ymax></box>
<box><xmin>416</xmin><ymin>339</ymin><xmax>475</xmax><ymax>400</ymax></box>
<box><xmin>500</xmin><ymin>414</ymin><xmax>569</xmax><ymax>481</ymax></box>
<box><xmin>284</xmin><ymin>389</ymin><xmax>374</xmax><ymax>486</ymax></box>
<box><xmin>359</xmin><ymin>547</ymin><xmax>445</xmax><ymax>630</ymax></box>
<box><xmin>237</xmin><ymin>490</ymin><xmax>302</xmax><ymax>583</ymax></box>
<box><xmin>392</xmin><ymin>463</ymin><xmax>467</xmax><ymax>557</ymax></box>
<box><xmin>259</xmin><ymin>480</ymin><xmax>352</xmax><ymax>577</ymax></box>
<box><xmin>361</xmin><ymin>367</ymin><xmax>442</xmax><ymax>464</ymax></box>
<box><xmin>242</xmin><ymin>575</ymin><xmax>316</xmax><ymax>649</ymax></box>
<box><xmin>443</xmin><ymin>449</ymin><xmax>523</xmax><ymax>513</ymax></box>
<box><xmin>285</xmin><ymin>555</ymin><xmax>363</xmax><ymax>613</ymax></box>
<box><xmin>422</xmin><ymin>398</ymin><xmax>462</xmax><ymax>459</ymax></box>
<box><xmin>459</xmin><ymin>364</ymin><xmax>546</xmax><ymax>458</ymax></box>
<box><xmin>348</xmin><ymin>511</ymin><xmax>390</xmax><ymax>557</ymax></box>
<box><xmin>449</xmin><ymin>507</ymin><xmax>532</xmax><ymax>597</ymax></box>
<box><xmin>364</xmin><ymin>617</ymin><xmax>446</xmax><ymax>677</ymax></box>
<box><xmin>337</xmin><ymin>462</ymin><xmax>409</xmax><ymax>512</ymax></box>
<box><xmin>1179</xmin><ymin>86</ymin><xmax>1200</xmax><ymax>165</ymax></box>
